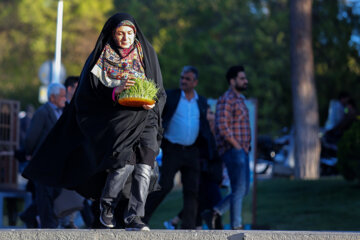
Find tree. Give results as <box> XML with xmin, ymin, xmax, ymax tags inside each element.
<box><xmin>0</xmin><ymin>0</ymin><xmax>358</xmax><ymax>137</ymax></box>
<box><xmin>0</xmin><ymin>0</ymin><xmax>114</xmax><ymax>107</ymax></box>
<box><xmin>312</xmin><ymin>0</ymin><xmax>360</xmax><ymax>124</ymax></box>
<box><xmin>290</xmin><ymin>0</ymin><xmax>320</xmax><ymax>179</ymax></box>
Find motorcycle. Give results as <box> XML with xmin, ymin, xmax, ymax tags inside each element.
<box><xmin>255</xmin><ymin>130</ymin><xmax>293</xmax><ymax>175</ymax></box>
<box><xmin>255</xmin><ymin>135</ymin><xmax>276</xmax><ymax>174</ymax></box>
<box><xmin>256</xmin><ymin>127</ymin><xmax>340</xmax><ymax>177</ymax></box>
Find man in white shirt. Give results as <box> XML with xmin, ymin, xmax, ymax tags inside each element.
<box><xmin>144</xmin><ymin>66</ymin><xmax>216</xmax><ymax>229</ymax></box>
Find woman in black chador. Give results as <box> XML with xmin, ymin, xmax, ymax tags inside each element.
<box><xmin>23</xmin><ymin>13</ymin><xmax>166</xmax><ymax>231</ymax></box>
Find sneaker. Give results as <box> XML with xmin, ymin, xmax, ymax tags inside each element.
<box><xmin>126</xmin><ymin>216</ymin><xmax>150</xmax><ymax>231</ymax></box>
<box><xmin>233</xmin><ymin>225</ymin><xmax>243</xmax><ymax>230</ymax></box>
<box><xmin>201</xmin><ymin>209</ymin><xmax>222</xmax><ymax>230</ymax></box>
<box><xmin>99</xmin><ymin>202</ymin><xmax>116</xmax><ymax>228</ymax></box>
<box><xmin>163</xmin><ymin>220</ymin><xmax>176</xmax><ymax>230</ymax></box>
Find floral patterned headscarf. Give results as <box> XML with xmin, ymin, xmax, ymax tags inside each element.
<box><xmin>91</xmin><ymin>20</ymin><xmax>145</xmax><ymax>88</ymax></box>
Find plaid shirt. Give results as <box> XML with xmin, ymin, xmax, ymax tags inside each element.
<box><xmin>215</xmin><ymin>88</ymin><xmax>251</xmax><ymax>156</ymax></box>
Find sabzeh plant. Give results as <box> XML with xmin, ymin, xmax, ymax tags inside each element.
<box><xmin>117</xmin><ymin>78</ymin><xmax>159</xmax><ymax>106</ymax></box>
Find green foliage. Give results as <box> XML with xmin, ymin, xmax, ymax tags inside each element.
<box><xmin>114</xmin><ymin>0</ymin><xmax>292</xmax><ymax>134</ymax></box>
<box><xmin>0</xmin><ymin>0</ymin><xmax>114</xmax><ymax>108</ymax></box>
<box><xmin>117</xmin><ymin>78</ymin><xmax>159</xmax><ymax>101</ymax></box>
<box><xmin>0</xmin><ymin>0</ymin><xmax>359</xmax><ymax>136</ymax></box>
<box><xmin>313</xmin><ymin>1</ymin><xmax>360</xmax><ymax>125</ymax></box>
<box><xmin>337</xmin><ymin>120</ymin><xmax>360</xmax><ymax>182</ymax></box>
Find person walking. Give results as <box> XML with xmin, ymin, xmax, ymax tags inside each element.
<box><xmin>24</xmin><ymin>83</ymin><xmax>67</xmax><ymax>228</ymax></box>
<box><xmin>144</xmin><ymin>66</ymin><xmax>216</xmax><ymax>229</ymax></box>
<box><xmin>204</xmin><ymin>65</ymin><xmax>251</xmax><ymax>230</ymax></box>
<box><xmin>23</xmin><ymin>13</ymin><xmax>166</xmax><ymax>231</ymax></box>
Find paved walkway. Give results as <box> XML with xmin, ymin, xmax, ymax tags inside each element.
<box><xmin>0</xmin><ymin>229</ymin><xmax>359</xmax><ymax>240</ymax></box>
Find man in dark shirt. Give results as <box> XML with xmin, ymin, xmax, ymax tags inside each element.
<box><xmin>24</xmin><ymin>83</ymin><xmax>66</xmax><ymax>228</ymax></box>
<box><xmin>64</xmin><ymin>76</ymin><xmax>79</xmax><ymax>104</ymax></box>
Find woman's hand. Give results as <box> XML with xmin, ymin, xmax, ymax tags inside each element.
<box><xmin>142</xmin><ymin>104</ymin><xmax>155</xmax><ymax>110</ymax></box>
<box><xmin>114</xmin><ymin>79</ymin><xmax>136</xmax><ymax>94</ymax></box>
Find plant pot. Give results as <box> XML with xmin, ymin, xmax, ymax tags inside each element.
<box><xmin>118</xmin><ymin>97</ymin><xmax>155</xmax><ymax>107</ymax></box>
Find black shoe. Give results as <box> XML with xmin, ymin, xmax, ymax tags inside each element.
<box><xmin>201</xmin><ymin>209</ymin><xmax>222</xmax><ymax>230</ymax></box>
<box><xmin>214</xmin><ymin>214</ymin><xmax>223</xmax><ymax>230</ymax></box>
<box><xmin>19</xmin><ymin>211</ymin><xmax>38</xmax><ymax>228</ymax></box>
<box><xmin>125</xmin><ymin>216</ymin><xmax>150</xmax><ymax>231</ymax></box>
<box><xmin>99</xmin><ymin>202</ymin><xmax>116</xmax><ymax>228</ymax></box>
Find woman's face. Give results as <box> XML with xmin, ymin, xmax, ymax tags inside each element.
<box><xmin>113</xmin><ymin>25</ymin><xmax>135</xmax><ymax>49</ymax></box>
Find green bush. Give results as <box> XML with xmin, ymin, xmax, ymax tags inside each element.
<box><xmin>337</xmin><ymin>119</ymin><xmax>360</xmax><ymax>181</ymax></box>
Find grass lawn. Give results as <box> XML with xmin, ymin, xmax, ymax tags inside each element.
<box><xmin>148</xmin><ymin>176</ymin><xmax>360</xmax><ymax>231</ymax></box>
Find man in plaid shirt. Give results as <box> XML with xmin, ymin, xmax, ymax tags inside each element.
<box><xmin>205</xmin><ymin>65</ymin><xmax>251</xmax><ymax>230</ymax></box>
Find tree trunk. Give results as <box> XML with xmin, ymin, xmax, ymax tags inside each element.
<box><xmin>290</xmin><ymin>0</ymin><xmax>320</xmax><ymax>179</ymax></box>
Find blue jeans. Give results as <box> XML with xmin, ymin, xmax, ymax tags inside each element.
<box><xmin>214</xmin><ymin>148</ymin><xmax>250</xmax><ymax>229</ymax></box>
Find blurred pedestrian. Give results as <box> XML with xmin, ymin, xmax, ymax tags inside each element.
<box><xmin>64</xmin><ymin>76</ymin><xmax>79</xmax><ymax>104</ymax></box>
<box><xmin>324</xmin><ymin>97</ymin><xmax>357</xmax><ymax>145</ymax></box>
<box><xmin>324</xmin><ymin>92</ymin><xmax>350</xmax><ymax>132</ymax></box>
<box><xmin>57</xmin><ymin>75</ymin><xmax>86</xmax><ymax>229</ymax></box>
<box><xmin>204</xmin><ymin>65</ymin><xmax>251</xmax><ymax>230</ymax></box>
<box><xmin>164</xmin><ymin>105</ymin><xmax>223</xmax><ymax>230</ymax></box>
<box><xmin>24</xmin><ymin>83</ymin><xmax>66</xmax><ymax>228</ymax></box>
<box><xmin>144</xmin><ymin>66</ymin><xmax>217</xmax><ymax>229</ymax></box>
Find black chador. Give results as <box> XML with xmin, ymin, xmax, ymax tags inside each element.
<box><xmin>23</xmin><ymin>13</ymin><xmax>166</xmax><ymax>230</ymax></box>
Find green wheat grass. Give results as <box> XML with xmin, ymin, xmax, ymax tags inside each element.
<box><xmin>117</xmin><ymin>78</ymin><xmax>159</xmax><ymax>101</ymax></box>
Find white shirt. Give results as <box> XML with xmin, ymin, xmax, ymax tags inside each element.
<box><xmin>164</xmin><ymin>90</ymin><xmax>200</xmax><ymax>146</ymax></box>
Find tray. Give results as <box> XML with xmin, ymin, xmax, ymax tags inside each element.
<box><xmin>118</xmin><ymin>97</ymin><xmax>155</xmax><ymax>107</ymax></box>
